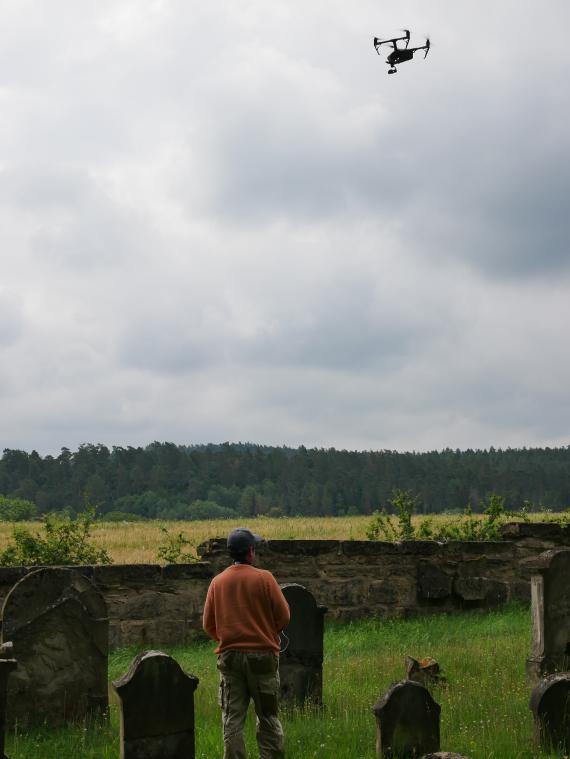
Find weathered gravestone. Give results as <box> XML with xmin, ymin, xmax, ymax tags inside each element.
<box><xmin>529</xmin><ymin>673</ymin><xmax>570</xmax><ymax>753</ymax></box>
<box><xmin>372</xmin><ymin>680</ymin><xmax>441</xmax><ymax>758</ymax></box>
<box><xmin>113</xmin><ymin>650</ymin><xmax>199</xmax><ymax>759</ymax></box>
<box><xmin>279</xmin><ymin>583</ymin><xmax>327</xmax><ymax>707</ymax></box>
<box><xmin>0</xmin><ymin>567</ymin><xmax>108</xmax><ymax>726</ymax></box>
<box><xmin>525</xmin><ymin>549</ymin><xmax>570</xmax><ymax>684</ymax></box>
<box><xmin>0</xmin><ymin>646</ymin><xmax>17</xmax><ymax>759</ymax></box>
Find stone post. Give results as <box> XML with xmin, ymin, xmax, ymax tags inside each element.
<box><xmin>0</xmin><ymin>652</ymin><xmax>17</xmax><ymax>759</ymax></box>
<box><xmin>525</xmin><ymin>549</ymin><xmax>570</xmax><ymax>684</ymax></box>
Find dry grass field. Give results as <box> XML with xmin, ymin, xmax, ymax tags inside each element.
<box><xmin>0</xmin><ymin>512</ymin><xmax>560</xmax><ymax>564</ymax></box>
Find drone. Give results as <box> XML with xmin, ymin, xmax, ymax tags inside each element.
<box><xmin>373</xmin><ymin>30</ymin><xmax>430</xmax><ymax>74</ymax></box>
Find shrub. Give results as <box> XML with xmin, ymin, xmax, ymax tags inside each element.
<box><xmin>366</xmin><ymin>491</ymin><xmax>512</xmax><ymax>542</ymax></box>
<box><xmin>156</xmin><ymin>527</ymin><xmax>198</xmax><ymax>564</ymax></box>
<box><xmin>0</xmin><ymin>508</ymin><xmax>111</xmax><ymax>566</ymax></box>
<box><xmin>0</xmin><ymin>495</ymin><xmax>37</xmax><ymax>521</ymax></box>
<box><xmin>365</xmin><ymin>489</ymin><xmax>419</xmax><ymax>541</ymax></box>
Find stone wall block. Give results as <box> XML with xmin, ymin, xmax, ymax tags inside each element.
<box><xmin>368</xmin><ymin>580</ymin><xmax>403</xmax><ymax>606</ymax></box>
<box><xmin>501</xmin><ymin>523</ymin><xmax>565</xmax><ymax>542</ymax></box>
<box><xmin>160</xmin><ymin>563</ymin><xmax>213</xmax><ymax>581</ymax></box>
<box><xmin>92</xmin><ymin>564</ymin><xmax>161</xmax><ymax>588</ymax></box>
<box><xmin>153</xmin><ymin>588</ymin><xmax>205</xmax><ymax>620</ymax></box>
<box><xmin>453</xmin><ymin>577</ymin><xmax>508</xmax><ymax>604</ymax></box>
<box><xmin>418</xmin><ymin>563</ymin><xmax>454</xmax><ymax>601</ymax></box>
<box><xmin>456</xmin><ymin>556</ymin><xmax>515</xmax><ymax>581</ymax></box>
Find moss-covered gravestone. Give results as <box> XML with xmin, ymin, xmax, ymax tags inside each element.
<box><xmin>372</xmin><ymin>680</ymin><xmax>441</xmax><ymax>758</ymax></box>
<box><xmin>279</xmin><ymin>583</ymin><xmax>327</xmax><ymax>707</ymax></box>
<box><xmin>113</xmin><ymin>651</ymin><xmax>199</xmax><ymax>759</ymax></box>
<box><xmin>1</xmin><ymin>567</ymin><xmax>108</xmax><ymax>726</ymax></box>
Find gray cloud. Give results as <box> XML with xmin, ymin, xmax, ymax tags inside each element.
<box><xmin>0</xmin><ymin>291</ymin><xmax>24</xmax><ymax>347</ymax></box>
<box><xmin>1</xmin><ymin>0</ymin><xmax>570</xmax><ymax>455</ymax></box>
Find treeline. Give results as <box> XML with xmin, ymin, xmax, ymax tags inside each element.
<box><xmin>1</xmin><ymin>442</ymin><xmax>570</xmax><ymax>520</ymax></box>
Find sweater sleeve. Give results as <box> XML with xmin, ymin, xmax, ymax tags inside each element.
<box><xmin>267</xmin><ymin>574</ymin><xmax>291</xmax><ymax>632</ymax></box>
<box><xmin>202</xmin><ymin>581</ymin><xmax>219</xmax><ymax>641</ymax></box>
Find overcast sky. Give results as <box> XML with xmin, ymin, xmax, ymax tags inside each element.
<box><xmin>1</xmin><ymin>0</ymin><xmax>569</xmax><ymax>456</ymax></box>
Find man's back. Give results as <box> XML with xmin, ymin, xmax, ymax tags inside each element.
<box><xmin>203</xmin><ymin>563</ymin><xmax>290</xmax><ymax>653</ymax></box>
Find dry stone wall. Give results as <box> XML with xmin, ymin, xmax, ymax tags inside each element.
<box><xmin>0</xmin><ymin>523</ymin><xmax>568</xmax><ymax>648</ymax></box>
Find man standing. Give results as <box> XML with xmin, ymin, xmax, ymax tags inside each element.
<box><xmin>203</xmin><ymin>527</ymin><xmax>290</xmax><ymax>759</ymax></box>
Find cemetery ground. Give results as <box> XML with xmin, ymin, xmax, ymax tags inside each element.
<box><xmin>4</xmin><ymin>604</ymin><xmax>564</xmax><ymax>759</ymax></box>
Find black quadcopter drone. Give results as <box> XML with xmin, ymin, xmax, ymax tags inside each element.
<box><xmin>373</xmin><ymin>29</ymin><xmax>430</xmax><ymax>74</ymax></box>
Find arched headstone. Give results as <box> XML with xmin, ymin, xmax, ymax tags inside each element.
<box><xmin>1</xmin><ymin>567</ymin><xmax>108</xmax><ymax>726</ymax></box>
<box><xmin>279</xmin><ymin>583</ymin><xmax>327</xmax><ymax>707</ymax></box>
<box><xmin>530</xmin><ymin>673</ymin><xmax>570</xmax><ymax>753</ymax></box>
<box><xmin>372</xmin><ymin>680</ymin><xmax>441</xmax><ymax>758</ymax></box>
<box><xmin>113</xmin><ymin>650</ymin><xmax>199</xmax><ymax>759</ymax></box>
<box><xmin>526</xmin><ymin>549</ymin><xmax>570</xmax><ymax>683</ymax></box>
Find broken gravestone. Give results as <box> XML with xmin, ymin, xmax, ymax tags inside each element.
<box><xmin>113</xmin><ymin>650</ymin><xmax>199</xmax><ymax>759</ymax></box>
<box><xmin>372</xmin><ymin>680</ymin><xmax>441</xmax><ymax>758</ymax></box>
<box><xmin>0</xmin><ymin>567</ymin><xmax>108</xmax><ymax>726</ymax></box>
<box><xmin>529</xmin><ymin>673</ymin><xmax>570</xmax><ymax>754</ymax></box>
<box><xmin>279</xmin><ymin>583</ymin><xmax>327</xmax><ymax>707</ymax></box>
<box><xmin>0</xmin><ymin>645</ymin><xmax>17</xmax><ymax>759</ymax></box>
<box><xmin>405</xmin><ymin>657</ymin><xmax>445</xmax><ymax>687</ymax></box>
<box><xmin>525</xmin><ymin>549</ymin><xmax>570</xmax><ymax>684</ymax></box>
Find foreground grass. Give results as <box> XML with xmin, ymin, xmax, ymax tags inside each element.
<box><xmin>5</xmin><ymin>605</ymin><xmax>561</xmax><ymax>759</ymax></box>
<box><xmin>0</xmin><ymin>512</ymin><xmax>558</xmax><ymax>564</ymax></box>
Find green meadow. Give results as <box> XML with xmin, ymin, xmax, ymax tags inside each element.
<box><xmin>5</xmin><ymin>604</ymin><xmax>564</xmax><ymax>759</ymax></box>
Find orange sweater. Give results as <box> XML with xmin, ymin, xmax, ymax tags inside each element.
<box><xmin>202</xmin><ymin>563</ymin><xmax>290</xmax><ymax>654</ymax></box>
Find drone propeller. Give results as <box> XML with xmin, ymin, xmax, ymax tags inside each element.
<box><xmin>424</xmin><ymin>37</ymin><xmax>431</xmax><ymax>58</ymax></box>
<box><xmin>401</xmin><ymin>29</ymin><xmax>410</xmax><ymax>48</ymax></box>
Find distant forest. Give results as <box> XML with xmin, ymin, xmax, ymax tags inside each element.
<box><xmin>1</xmin><ymin>442</ymin><xmax>570</xmax><ymax>520</ymax></box>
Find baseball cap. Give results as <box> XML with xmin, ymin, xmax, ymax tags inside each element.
<box><xmin>227</xmin><ymin>527</ymin><xmax>263</xmax><ymax>553</ymax></box>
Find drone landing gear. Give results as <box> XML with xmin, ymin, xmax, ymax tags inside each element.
<box><xmin>388</xmin><ymin>67</ymin><xmax>397</xmax><ymax>74</ymax></box>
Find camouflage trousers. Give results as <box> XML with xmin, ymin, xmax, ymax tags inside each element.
<box><xmin>217</xmin><ymin>650</ymin><xmax>285</xmax><ymax>759</ymax></box>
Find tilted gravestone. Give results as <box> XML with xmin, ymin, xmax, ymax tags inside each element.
<box><xmin>526</xmin><ymin>549</ymin><xmax>570</xmax><ymax>684</ymax></box>
<box><xmin>113</xmin><ymin>650</ymin><xmax>199</xmax><ymax>759</ymax></box>
<box><xmin>279</xmin><ymin>583</ymin><xmax>327</xmax><ymax>707</ymax></box>
<box><xmin>0</xmin><ymin>567</ymin><xmax>108</xmax><ymax>726</ymax></box>
<box><xmin>529</xmin><ymin>673</ymin><xmax>570</xmax><ymax>753</ymax></box>
<box><xmin>372</xmin><ymin>680</ymin><xmax>441</xmax><ymax>758</ymax></box>
<box><xmin>0</xmin><ymin>646</ymin><xmax>17</xmax><ymax>759</ymax></box>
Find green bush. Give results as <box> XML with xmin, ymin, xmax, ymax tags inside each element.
<box><xmin>156</xmin><ymin>526</ymin><xmax>199</xmax><ymax>564</ymax></box>
<box><xmin>365</xmin><ymin>489</ymin><xmax>419</xmax><ymax>541</ymax></box>
<box><xmin>0</xmin><ymin>495</ymin><xmax>37</xmax><ymax>521</ymax></box>
<box><xmin>366</xmin><ymin>491</ymin><xmax>513</xmax><ymax>542</ymax></box>
<box><xmin>0</xmin><ymin>508</ymin><xmax>111</xmax><ymax>566</ymax></box>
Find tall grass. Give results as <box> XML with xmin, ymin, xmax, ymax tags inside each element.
<box><xmin>4</xmin><ymin>605</ymin><xmax>563</xmax><ymax>758</ymax></box>
<box><xmin>0</xmin><ymin>513</ymin><xmax>555</xmax><ymax>565</ymax></box>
